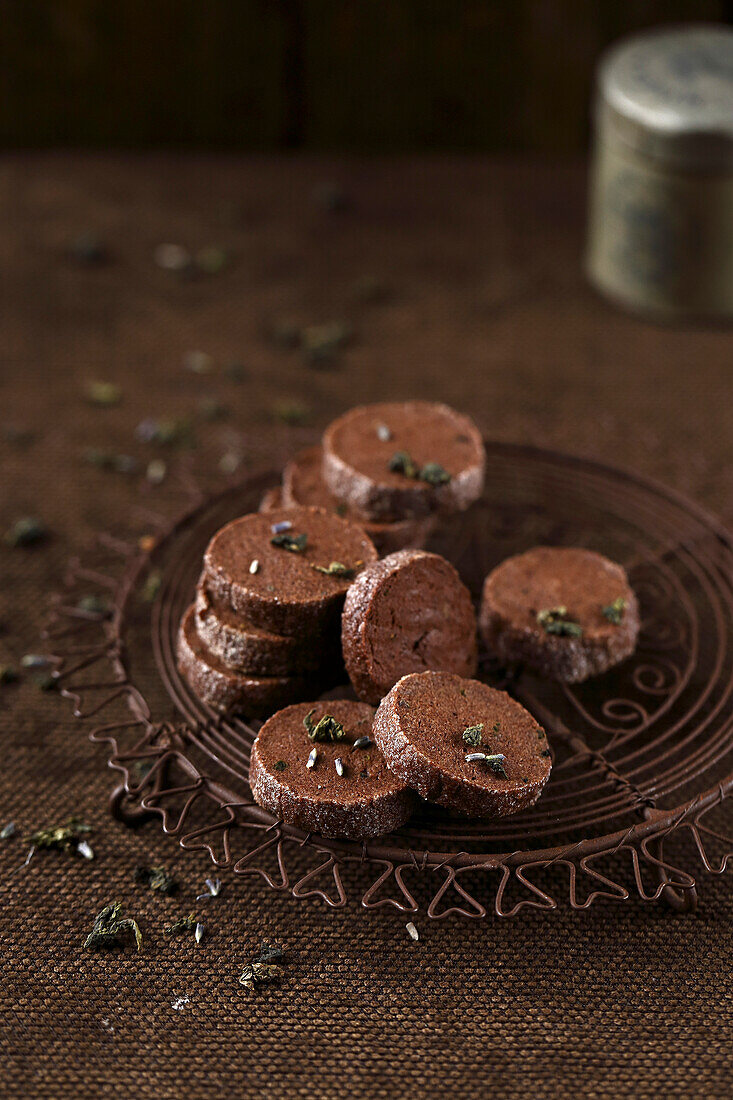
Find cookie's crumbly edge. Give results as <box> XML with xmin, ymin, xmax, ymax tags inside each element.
<box><xmin>479</xmin><ymin>586</ymin><xmax>641</xmax><ymax>683</ymax></box>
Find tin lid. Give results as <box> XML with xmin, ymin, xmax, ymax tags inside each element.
<box><xmin>596</xmin><ymin>24</ymin><xmax>733</xmax><ymax>170</ymax></box>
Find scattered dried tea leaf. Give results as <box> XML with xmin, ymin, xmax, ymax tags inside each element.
<box><xmin>142</xmin><ymin>570</ymin><xmax>162</xmax><ymax>603</ymax></box>
<box><xmin>602</xmin><ymin>597</ymin><xmax>627</xmax><ymax>625</ymax></box>
<box><xmin>135</xmin><ymin>864</ymin><xmax>177</xmax><ymax>895</ymax></box>
<box><xmin>419</xmin><ymin>462</ymin><xmax>450</xmax><ymax>487</ymax></box>
<box><xmin>462</xmin><ymin>724</ymin><xmax>484</xmax><ymax>747</ymax></box>
<box><xmin>4</xmin><ymin>517</ymin><xmax>48</xmax><ymax>547</ymax></box>
<box><xmin>76</xmin><ymin>594</ymin><xmax>112</xmax><ymax>617</ymax></box>
<box><xmin>388</xmin><ymin>451</ymin><xmax>419</xmax><ymax>479</ymax></box>
<box><xmin>311</xmin><ymin>561</ymin><xmax>354</xmax><ymax>578</ymax></box>
<box><xmin>164</xmin><ymin>914</ymin><xmax>197</xmax><ymax>936</ymax></box>
<box><xmin>270</xmin><ymin>400</ymin><xmax>311</xmax><ymax>425</ymax></box>
<box><xmin>85</xmin><ymin>381</ymin><xmax>122</xmax><ymax>407</ymax></box>
<box><xmin>270</xmin><ymin>532</ymin><xmax>307</xmax><ymax>553</ymax></box>
<box><xmin>464</xmin><ymin>752</ymin><xmax>508</xmax><ymax>778</ymax></box>
<box><xmin>85</xmin><ymin>902</ymin><xmax>142</xmax><ymax>952</ymax></box>
<box><xmin>27</xmin><ymin>818</ymin><xmax>93</xmax><ymax>855</ymax></box>
<box><xmin>184</xmin><ymin>350</ymin><xmax>214</xmax><ymax>375</ymax></box>
<box><xmin>196</xmin><ymin>246</ymin><xmax>228</xmax><ymax>275</ymax></box>
<box><xmin>537</xmin><ymin>607</ymin><xmax>583</xmax><ymax>638</ymax></box>
<box><xmin>301</xmin><ymin>322</ymin><xmax>352</xmax><ymax>367</ymax></box>
<box><xmin>0</xmin><ymin>665</ymin><xmax>19</xmax><ymax>684</ymax></box>
<box><xmin>303</xmin><ymin>710</ymin><xmax>347</xmax><ymax>743</ymax></box>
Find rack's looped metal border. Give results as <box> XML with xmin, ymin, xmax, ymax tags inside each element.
<box><xmin>44</xmin><ymin>445</ymin><xmax>733</xmax><ymax>918</ymax></box>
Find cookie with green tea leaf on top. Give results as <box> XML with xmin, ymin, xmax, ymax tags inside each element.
<box><xmin>202</xmin><ymin>505</ymin><xmax>378</xmax><ymax>636</ymax></box>
<box><xmin>248</xmin><ymin>700</ymin><xmax>416</xmax><ymax>839</ymax></box>
<box><xmin>279</xmin><ymin>445</ymin><xmax>437</xmax><ymax>555</ymax></box>
<box><xmin>479</xmin><ymin>546</ymin><xmax>640</xmax><ymax>683</ymax></box>
<box><xmin>373</xmin><ymin>670</ymin><xmax>551</xmax><ymax>818</ymax></box>
<box><xmin>321</xmin><ymin>401</ymin><xmax>485</xmax><ymax>522</ymax></box>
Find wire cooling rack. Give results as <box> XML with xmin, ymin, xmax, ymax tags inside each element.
<box><xmin>45</xmin><ymin>443</ymin><xmax>733</xmax><ymax>918</ymax></box>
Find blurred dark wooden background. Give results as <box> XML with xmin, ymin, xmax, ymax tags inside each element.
<box><xmin>0</xmin><ymin>0</ymin><xmax>729</xmax><ymax>151</ymax></box>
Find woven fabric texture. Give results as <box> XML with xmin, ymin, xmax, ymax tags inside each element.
<box><xmin>2</xmin><ymin>155</ymin><xmax>733</xmax><ymax>1100</ymax></box>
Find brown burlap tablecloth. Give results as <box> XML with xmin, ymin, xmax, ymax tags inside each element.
<box><xmin>2</xmin><ymin>155</ymin><xmax>733</xmax><ymax>1099</ymax></box>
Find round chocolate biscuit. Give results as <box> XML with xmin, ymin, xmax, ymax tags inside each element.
<box><xmin>479</xmin><ymin>546</ymin><xmax>640</xmax><ymax>683</ymax></box>
<box><xmin>176</xmin><ymin>605</ymin><xmax>314</xmax><ymax>716</ymax></box>
<box><xmin>373</xmin><ymin>670</ymin><xmax>551</xmax><ymax>818</ymax></box>
<box><xmin>341</xmin><ymin>549</ymin><xmax>478</xmax><ymax>705</ymax></box>
<box><xmin>195</xmin><ymin>586</ymin><xmax>341</xmax><ymax>677</ymax></box>
<box><xmin>282</xmin><ymin>445</ymin><xmax>436</xmax><ymax>555</ymax></box>
<box><xmin>202</xmin><ymin>506</ymin><xmax>378</xmax><ymax>636</ymax></box>
<box><xmin>248</xmin><ymin>700</ymin><xmax>416</xmax><ymax>839</ymax></box>
<box><xmin>322</xmin><ymin>401</ymin><xmax>485</xmax><ymax>521</ymax></box>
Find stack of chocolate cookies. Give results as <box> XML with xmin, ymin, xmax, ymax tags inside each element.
<box><xmin>261</xmin><ymin>400</ymin><xmax>486</xmax><ymax>554</ymax></box>
<box><xmin>177</xmin><ymin>505</ymin><xmax>378</xmax><ymax>716</ymax></box>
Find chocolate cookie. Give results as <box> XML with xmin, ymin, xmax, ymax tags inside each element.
<box><xmin>373</xmin><ymin>670</ymin><xmax>551</xmax><ymax>818</ymax></box>
<box><xmin>202</xmin><ymin>506</ymin><xmax>378</xmax><ymax>636</ymax></box>
<box><xmin>479</xmin><ymin>546</ymin><xmax>640</xmax><ymax>683</ymax></box>
<box><xmin>248</xmin><ymin>700</ymin><xmax>416</xmax><ymax>839</ymax></box>
<box><xmin>259</xmin><ymin>486</ymin><xmax>283</xmax><ymax>513</ymax></box>
<box><xmin>195</xmin><ymin>586</ymin><xmax>340</xmax><ymax>676</ymax></box>
<box><xmin>176</xmin><ymin>605</ymin><xmax>313</xmax><ymax>716</ymax></box>
<box><xmin>282</xmin><ymin>445</ymin><xmax>436</xmax><ymax>554</ymax></box>
<box><xmin>322</xmin><ymin>401</ymin><xmax>485</xmax><ymax>521</ymax></box>
<box><xmin>341</xmin><ymin>549</ymin><xmax>478</xmax><ymax>704</ymax></box>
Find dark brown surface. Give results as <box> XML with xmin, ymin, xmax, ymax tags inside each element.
<box><xmin>2</xmin><ymin>153</ymin><xmax>733</xmax><ymax>1098</ymax></box>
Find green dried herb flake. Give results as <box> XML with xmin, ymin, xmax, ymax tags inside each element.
<box><xmin>142</xmin><ymin>570</ymin><xmax>162</xmax><ymax>603</ymax></box>
<box><xmin>311</xmin><ymin>561</ymin><xmax>354</xmax><ymax>578</ymax></box>
<box><xmin>4</xmin><ymin>517</ymin><xmax>48</xmax><ymax>547</ymax></box>
<box><xmin>270</xmin><ymin>399</ymin><xmax>311</xmax><ymax>426</ymax></box>
<box><xmin>239</xmin><ymin>942</ymin><xmax>285</xmax><ymax>991</ymax></box>
<box><xmin>602</xmin><ymin>596</ymin><xmax>627</xmax><ymax>625</ymax></box>
<box><xmin>85</xmin><ymin>902</ymin><xmax>142</xmax><ymax>953</ymax></box>
<box><xmin>85</xmin><ymin>381</ymin><xmax>122</xmax><ymax>407</ymax></box>
<box><xmin>164</xmin><ymin>914</ymin><xmax>198</xmax><ymax>935</ymax></box>
<box><xmin>135</xmin><ymin>864</ymin><xmax>177</xmax><ymax>895</ymax></box>
<box><xmin>537</xmin><ymin>606</ymin><xmax>583</xmax><ymax>638</ymax></box>
<box><xmin>273</xmin><ymin>760</ymin><xmax>288</xmax><ymax>772</ymax></box>
<box><xmin>27</xmin><ymin>818</ymin><xmax>92</xmax><ymax>854</ymax></box>
<box><xmin>388</xmin><ymin>452</ymin><xmax>451</xmax><ymax>487</ymax></box>
<box><xmin>0</xmin><ymin>665</ymin><xmax>19</xmax><ymax>685</ymax></box>
<box><xmin>464</xmin><ymin>752</ymin><xmax>508</xmax><ymax>779</ymax></box>
<box><xmin>388</xmin><ymin>451</ymin><xmax>419</xmax><ymax>479</ymax></box>
<box><xmin>419</xmin><ymin>462</ymin><xmax>450</xmax><ymax>486</ymax></box>
<box><xmin>270</xmin><ymin>532</ymin><xmax>307</xmax><ymax>553</ymax></box>
<box><xmin>462</xmin><ymin>724</ymin><xmax>484</xmax><ymax>746</ymax></box>
<box><xmin>303</xmin><ymin>709</ymin><xmax>347</xmax><ymax>743</ymax></box>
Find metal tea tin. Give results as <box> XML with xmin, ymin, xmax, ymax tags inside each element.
<box><xmin>586</xmin><ymin>25</ymin><xmax>733</xmax><ymax>319</ymax></box>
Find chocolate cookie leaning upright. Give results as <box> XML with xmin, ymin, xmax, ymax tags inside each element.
<box><xmin>202</xmin><ymin>506</ymin><xmax>378</xmax><ymax>636</ymax></box>
<box><xmin>341</xmin><ymin>549</ymin><xmax>478</xmax><ymax>705</ymax></box>
<box><xmin>249</xmin><ymin>700</ymin><xmax>416</xmax><ymax>839</ymax></box>
<box><xmin>373</xmin><ymin>670</ymin><xmax>552</xmax><ymax>818</ymax></box>
<box><xmin>479</xmin><ymin>546</ymin><xmax>640</xmax><ymax>683</ymax></box>
<box><xmin>322</xmin><ymin>401</ymin><xmax>485</xmax><ymax>521</ymax></box>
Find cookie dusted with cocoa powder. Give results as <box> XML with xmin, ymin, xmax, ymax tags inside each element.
<box><xmin>341</xmin><ymin>549</ymin><xmax>478</xmax><ymax>705</ymax></box>
<box><xmin>248</xmin><ymin>700</ymin><xmax>416</xmax><ymax>839</ymax></box>
<box><xmin>479</xmin><ymin>546</ymin><xmax>640</xmax><ymax>683</ymax></box>
<box><xmin>195</xmin><ymin>587</ymin><xmax>341</xmax><ymax>677</ymax></box>
<box><xmin>202</xmin><ymin>506</ymin><xmax>378</xmax><ymax>636</ymax></box>
<box><xmin>281</xmin><ymin>445</ymin><xmax>436</xmax><ymax>555</ymax></box>
<box><xmin>322</xmin><ymin>402</ymin><xmax>485</xmax><ymax>521</ymax></box>
<box><xmin>373</xmin><ymin>670</ymin><xmax>551</xmax><ymax>818</ymax></box>
<box><xmin>177</xmin><ymin>605</ymin><xmax>315</xmax><ymax>716</ymax></box>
